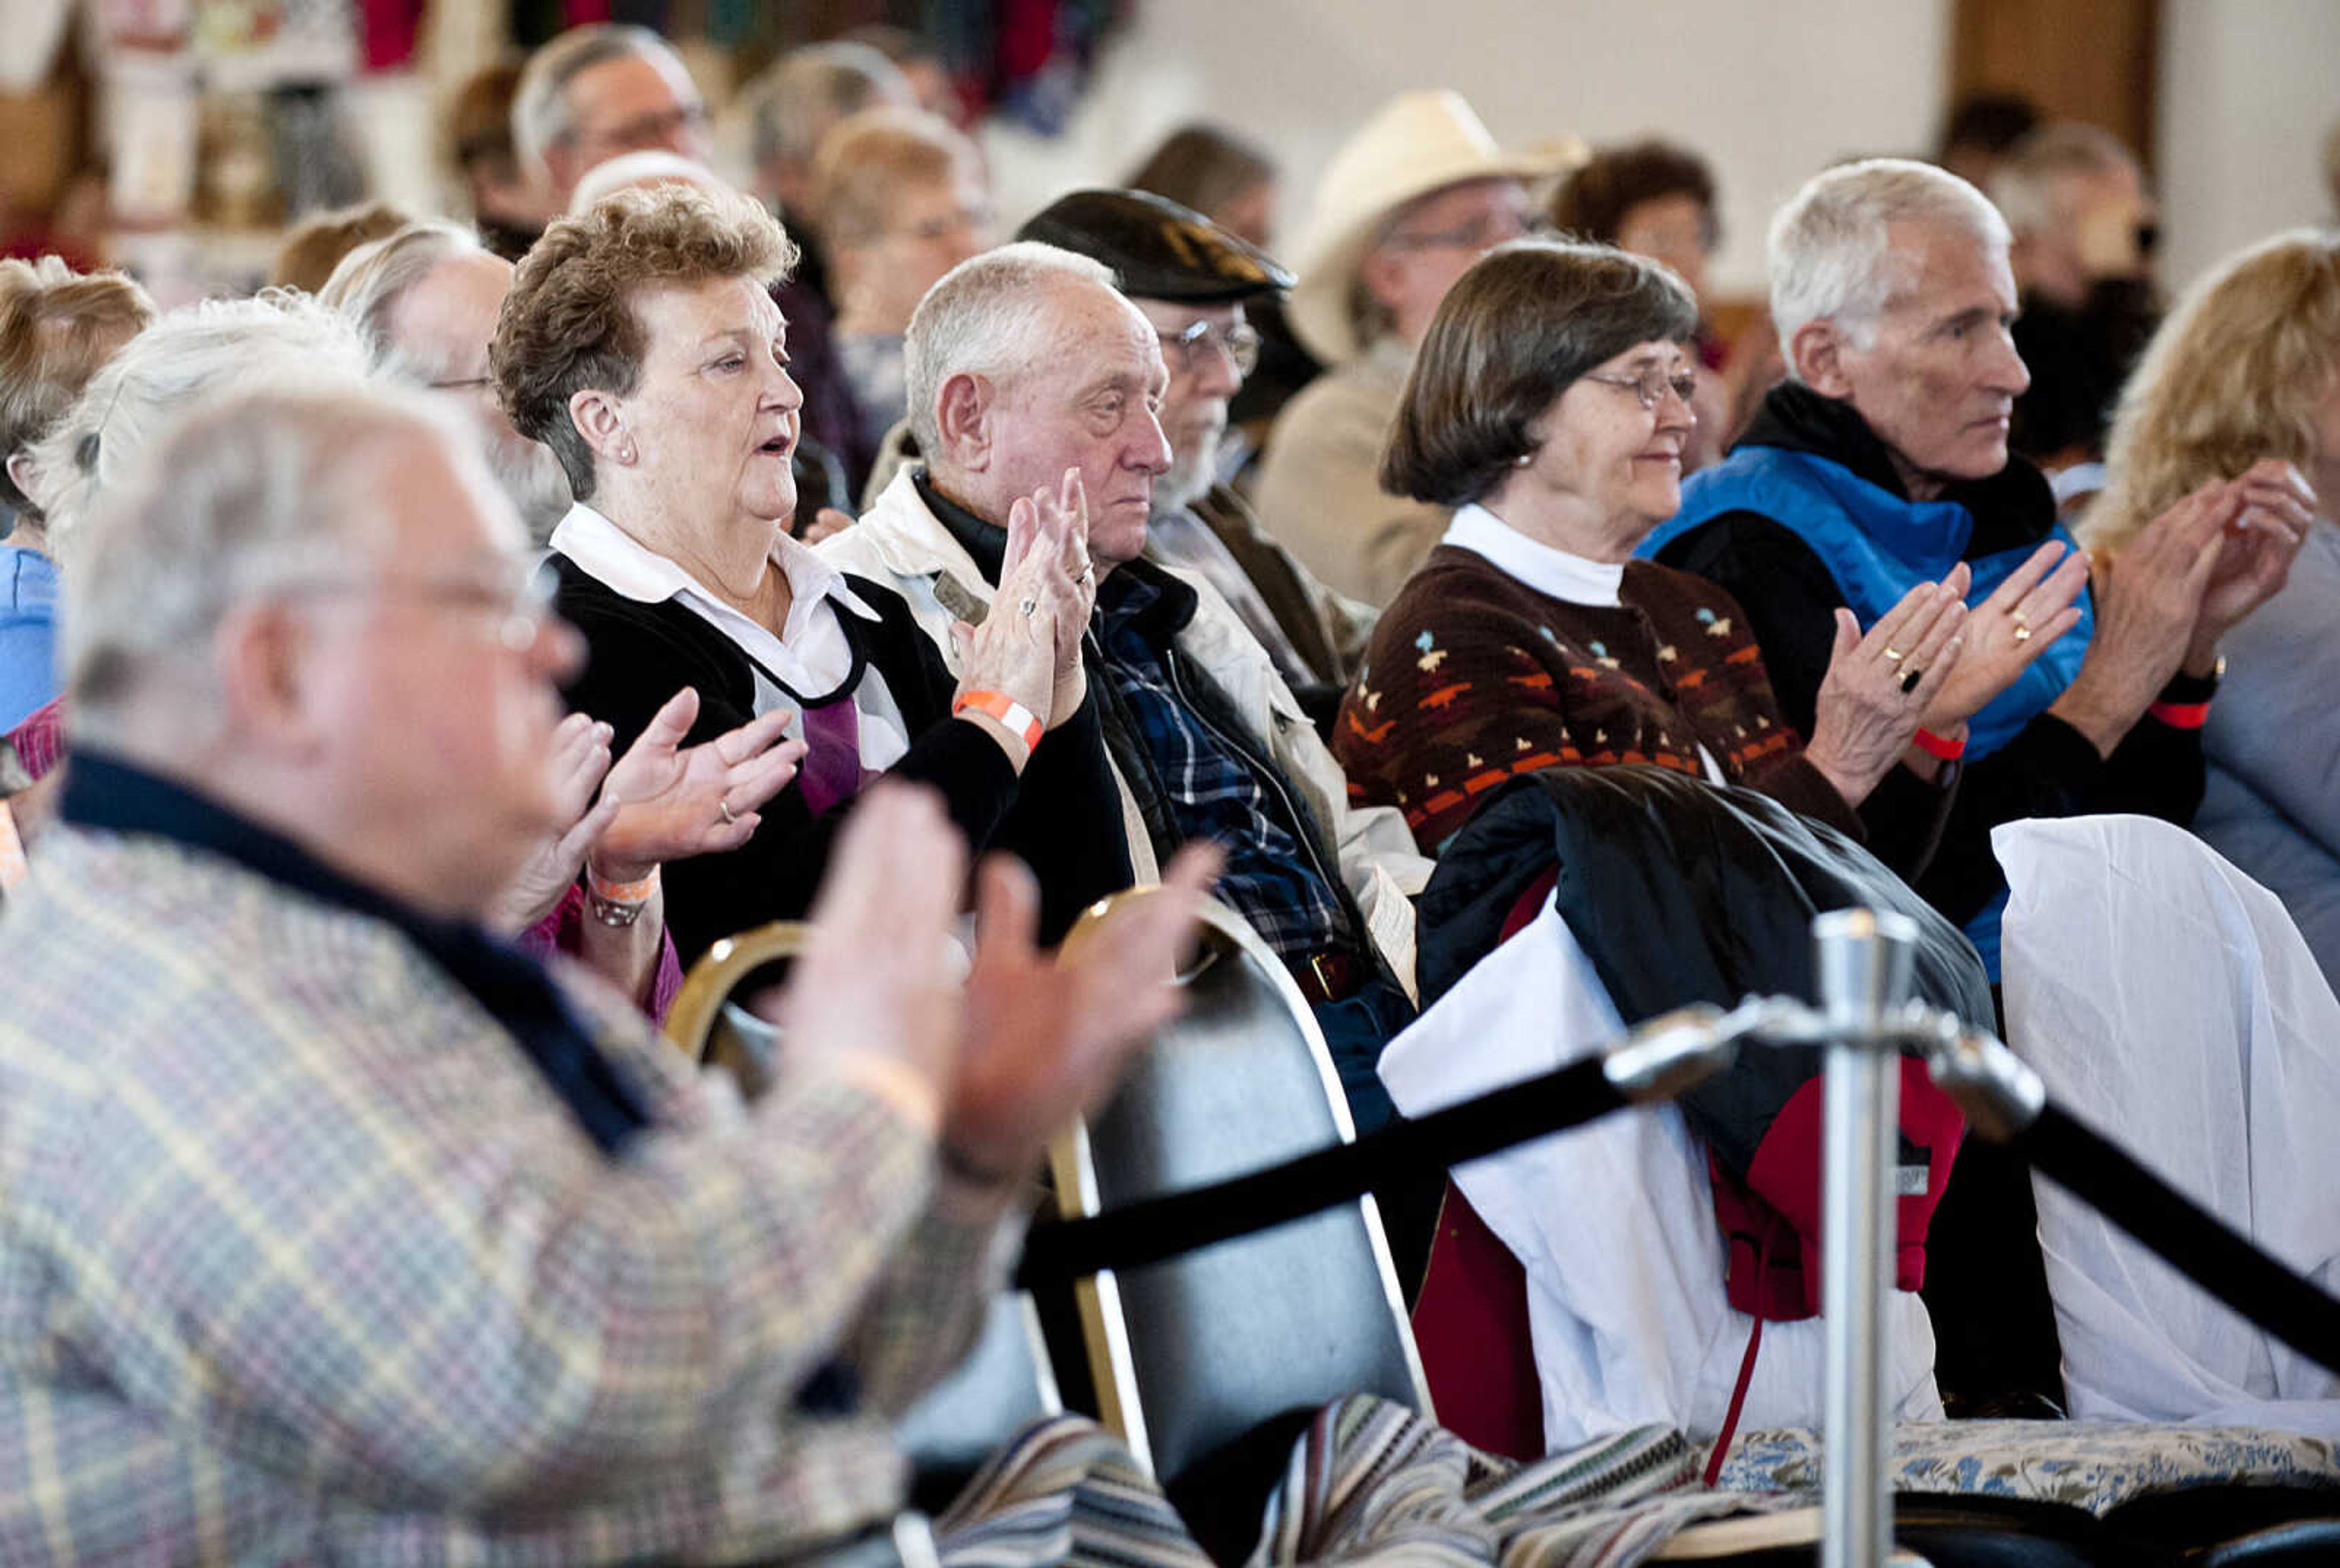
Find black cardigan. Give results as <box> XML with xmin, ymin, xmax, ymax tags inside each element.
<box><xmin>552</xmin><ymin>555</ymin><xmax>1132</xmax><ymax>965</ymax></box>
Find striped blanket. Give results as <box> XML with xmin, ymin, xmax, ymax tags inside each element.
<box><xmin>933</xmin><ymin>1395</ymin><xmax>1782</xmax><ymax>1567</ymax></box>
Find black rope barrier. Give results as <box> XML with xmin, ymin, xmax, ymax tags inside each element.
<box><xmin>1013</xmin><ymin>1013</ymin><xmax>2340</xmax><ymax>1392</ymax></box>
<box><xmin>1014</xmin><ymin>1053</ymin><xmax>1626</xmax><ymax>1289</ymax></box>
<box><xmin>2013</xmin><ymin>1102</ymin><xmax>2340</xmax><ymax>1380</ymax></box>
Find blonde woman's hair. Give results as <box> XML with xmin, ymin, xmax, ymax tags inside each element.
<box><xmin>27</xmin><ymin>292</ymin><xmax>375</xmax><ymax>558</ymax></box>
<box><xmin>2082</xmin><ymin>230</ymin><xmax>2340</xmax><ymax>555</ymax></box>
<box><xmin>0</xmin><ymin>257</ymin><xmax>156</xmax><ymax>518</ymax></box>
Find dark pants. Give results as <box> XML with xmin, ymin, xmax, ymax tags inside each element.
<box><xmin>1312</xmin><ymin>973</ymin><xmax>1415</xmax><ymax>1137</ymax></box>
<box><xmin>1313</xmin><ymin>975</ymin><xmax>1439</xmax><ymax>1297</ymax></box>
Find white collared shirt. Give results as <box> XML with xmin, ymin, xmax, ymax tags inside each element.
<box><xmin>1442</xmin><ymin>503</ymin><xmax>1626</xmax><ymax>607</ymax></box>
<box><xmin>550</xmin><ymin>502</ymin><xmax>910</xmax><ymax>769</ymax></box>
<box><xmin>1441</xmin><ymin>503</ymin><xmax>1723</xmax><ymax>784</ymax></box>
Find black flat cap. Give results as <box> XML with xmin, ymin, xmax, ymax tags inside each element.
<box><xmin>1017</xmin><ymin>188</ymin><xmax>1293</xmax><ymax>304</ymax></box>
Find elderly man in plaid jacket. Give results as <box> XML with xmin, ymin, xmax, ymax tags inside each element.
<box><xmin>0</xmin><ymin>381</ymin><xmax>1207</xmax><ymax>1565</ymax></box>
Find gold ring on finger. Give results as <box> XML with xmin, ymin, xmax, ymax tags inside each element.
<box><xmin>1882</xmin><ymin>646</ymin><xmax>1906</xmax><ymax>663</ymax></box>
<box><xmin>718</xmin><ymin>799</ymin><xmax>737</xmax><ymax>826</ymax></box>
<box><xmin>2013</xmin><ymin>625</ymin><xmax>2032</xmax><ymax>642</ymax></box>
<box><xmin>1901</xmin><ymin>666</ymin><xmax>1923</xmax><ymax>694</ymax></box>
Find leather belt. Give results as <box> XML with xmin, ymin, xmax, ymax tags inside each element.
<box><xmin>1290</xmin><ymin>947</ymin><xmax>1366</xmax><ymax>1005</ymax></box>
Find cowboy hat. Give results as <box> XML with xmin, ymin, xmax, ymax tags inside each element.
<box><xmin>1287</xmin><ymin>90</ymin><xmax>1556</xmax><ymax>365</ymax></box>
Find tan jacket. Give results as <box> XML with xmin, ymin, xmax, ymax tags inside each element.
<box><xmin>822</xmin><ymin>469</ymin><xmax>1430</xmax><ymax>994</ymax></box>
<box><xmin>1188</xmin><ymin>483</ymin><xmax>1378</xmax><ymax>687</ymax></box>
<box><xmin>1252</xmin><ymin>336</ymin><xmax>1453</xmax><ymax>608</ymax></box>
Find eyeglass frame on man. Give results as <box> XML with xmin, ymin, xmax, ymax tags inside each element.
<box><xmin>1155</xmin><ymin>317</ymin><xmax>1261</xmax><ymax>378</ymax></box>
<box><xmin>564</xmin><ymin>101</ymin><xmax>712</xmax><ymax>162</ymax></box>
<box><xmin>1378</xmin><ymin>207</ymin><xmax>1536</xmax><ymax>255</ymax></box>
<box><xmin>269</xmin><ymin>555</ymin><xmax>559</xmax><ymax>654</ymax></box>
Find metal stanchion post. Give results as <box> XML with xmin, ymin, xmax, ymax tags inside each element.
<box><xmin>1813</xmin><ymin>909</ymin><xmax>1917</xmax><ymax>1568</ymax></box>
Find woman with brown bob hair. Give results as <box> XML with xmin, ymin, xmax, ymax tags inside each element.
<box><xmin>2082</xmin><ymin>230</ymin><xmax>2340</xmax><ymax>985</ymax></box>
<box><xmin>497</xmin><ymin>182</ymin><xmax>1124</xmax><ymax>962</ymax></box>
<box><xmin>1335</xmin><ymin>239</ymin><xmax>1977</xmax><ymax>854</ymax></box>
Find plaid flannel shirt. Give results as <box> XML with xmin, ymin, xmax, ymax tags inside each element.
<box><xmin>0</xmin><ymin>826</ymin><xmax>1000</xmax><ymax>1565</ymax></box>
<box><xmin>1095</xmin><ymin>572</ymin><xmax>1347</xmax><ymax>962</ymax></box>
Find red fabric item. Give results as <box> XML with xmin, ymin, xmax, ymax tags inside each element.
<box><xmin>1406</xmin><ymin>870</ymin><xmax>1558</xmax><ymax>1461</ymax></box>
<box><xmin>1913</xmin><ymin>727</ymin><xmax>1967</xmax><ymax>762</ymax></box>
<box><xmin>994</xmin><ymin>0</ymin><xmax>1059</xmax><ymax>80</ymax></box>
<box><xmin>358</xmin><ymin>0</ymin><xmax>424</xmax><ymax>71</ymax></box>
<box><xmin>1726</xmin><ymin>1057</ymin><xmax>1966</xmax><ymax>1319</ymax></box>
<box><xmin>1411</xmin><ymin>1181</ymin><xmax>1543</xmax><ymax>1460</ymax></box>
<box><xmin>7</xmin><ymin>697</ymin><xmax>63</xmax><ymax>780</ymax></box>
<box><xmin>2148</xmin><ymin>698</ymin><xmax>2212</xmax><ymax>730</ymax></box>
<box><xmin>1703</xmin><ymin>1312</ymin><xmax>1762</xmax><ymax>1486</ymax></box>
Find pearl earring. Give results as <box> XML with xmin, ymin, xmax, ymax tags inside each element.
<box><xmin>1514</xmin><ymin>452</ymin><xmax>1533</xmax><ymax>467</ymax></box>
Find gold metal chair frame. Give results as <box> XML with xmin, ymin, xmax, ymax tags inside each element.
<box><xmin>662</xmin><ymin>920</ymin><xmax>809</xmax><ymax>1093</ymax></box>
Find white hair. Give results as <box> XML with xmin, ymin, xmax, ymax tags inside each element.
<box><xmin>736</xmin><ymin>41</ymin><xmax>913</xmax><ymax>172</ymax></box>
<box><xmin>1768</xmin><ymin>157</ymin><xmax>2011</xmax><ymax>367</ymax></box>
<box><xmin>567</xmin><ymin>149</ymin><xmax>726</xmax><ymax>215</ymax></box>
<box><xmin>29</xmin><ymin>294</ymin><xmax>374</xmax><ymax>566</ymax></box>
<box><xmin>29</xmin><ymin>292</ymin><xmax>376</xmax><ymax>561</ymax></box>
<box><xmin>64</xmin><ymin>383</ymin><xmax>484</xmax><ymax>750</ymax></box>
<box><xmin>1987</xmin><ymin>122</ymin><xmax>2140</xmax><ymax>238</ymax></box>
<box><xmin>904</xmin><ymin>241</ymin><xmax>1118</xmax><ymax>457</ymax></box>
<box><xmin>320</xmin><ymin>219</ymin><xmax>483</xmax><ymax>372</ymax></box>
<box><xmin>511</xmin><ymin>23</ymin><xmax>689</xmax><ymax>179</ymax></box>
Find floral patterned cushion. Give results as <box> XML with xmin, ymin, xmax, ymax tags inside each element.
<box><xmin>1717</xmin><ymin>1420</ymin><xmax>2340</xmax><ymax>1516</ymax></box>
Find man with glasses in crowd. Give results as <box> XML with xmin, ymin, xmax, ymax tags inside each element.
<box><xmin>1019</xmin><ymin>189</ymin><xmax>1377</xmax><ymax>705</ymax></box>
<box><xmin>1254</xmin><ymin>91</ymin><xmax>1546</xmax><ymax>606</ymax></box>
<box><xmin>511</xmin><ymin>24</ymin><xmax>713</xmax><ymax>218</ymax></box>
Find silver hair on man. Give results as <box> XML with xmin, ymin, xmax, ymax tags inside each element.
<box><xmin>321</xmin><ymin>219</ymin><xmax>481</xmax><ymax>374</ymax></box>
<box><xmin>1767</xmin><ymin>157</ymin><xmax>2010</xmax><ymax>367</ymax></box>
<box><xmin>321</xmin><ymin>221</ymin><xmax>574</xmax><ymax>541</ymax></box>
<box><xmin>736</xmin><ymin>40</ymin><xmax>912</xmax><ymax>176</ymax></box>
<box><xmin>64</xmin><ymin>383</ymin><xmax>490</xmax><ymax>751</ymax></box>
<box><xmin>904</xmin><ymin>241</ymin><xmax>1118</xmax><ymax>458</ymax></box>
<box><xmin>28</xmin><ymin>291</ymin><xmax>375</xmax><ymax>557</ymax></box>
<box><xmin>1987</xmin><ymin>122</ymin><xmax>2140</xmax><ymax>239</ymax></box>
<box><xmin>510</xmin><ymin>23</ymin><xmax>687</xmax><ymax>179</ymax></box>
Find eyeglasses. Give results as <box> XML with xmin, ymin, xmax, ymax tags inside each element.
<box><xmin>277</xmin><ymin>557</ymin><xmax>556</xmax><ymax>653</ymax></box>
<box><xmin>1157</xmin><ymin>318</ymin><xmax>1261</xmax><ymax>378</ymax></box>
<box><xmin>896</xmin><ymin>205</ymin><xmax>992</xmax><ymax>244</ymax></box>
<box><xmin>1381</xmin><ymin>210</ymin><xmax>1533</xmax><ymax>254</ymax></box>
<box><xmin>429</xmin><ymin>375</ymin><xmax>494</xmax><ymax>395</ymax></box>
<box><xmin>1582</xmin><ymin>364</ymin><xmax>1698</xmax><ymax>412</ymax></box>
<box><xmin>575</xmin><ymin>102</ymin><xmax>711</xmax><ymax>156</ymax></box>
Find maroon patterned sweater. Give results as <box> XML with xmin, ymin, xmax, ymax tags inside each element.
<box><xmin>1335</xmin><ymin>544</ymin><xmax>1862</xmax><ymax>850</ymax></box>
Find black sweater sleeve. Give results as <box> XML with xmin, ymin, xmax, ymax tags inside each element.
<box><xmin>983</xmin><ymin>686</ymin><xmax>1136</xmax><ymax>944</ymax></box>
<box><xmin>555</xmin><ymin>581</ymin><xmax>1018</xmax><ymax>965</ymax></box>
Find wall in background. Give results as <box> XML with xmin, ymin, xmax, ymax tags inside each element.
<box><xmin>979</xmin><ymin>0</ymin><xmax>2340</xmax><ymax>307</ymax></box>
<box><xmin>2157</xmin><ymin>0</ymin><xmax>2340</xmax><ymax>293</ymax></box>
<box><xmin>979</xmin><ymin>0</ymin><xmax>1954</xmax><ymax>300</ymax></box>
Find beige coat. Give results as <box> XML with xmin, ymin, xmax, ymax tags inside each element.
<box><xmin>1252</xmin><ymin>336</ymin><xmax>1453</xmax><ymax>608</ymax></box>
<box><xmin>822</xmin><ymin>469</ymin><xmax>1430</xmax><ymax>994</ymax></box>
